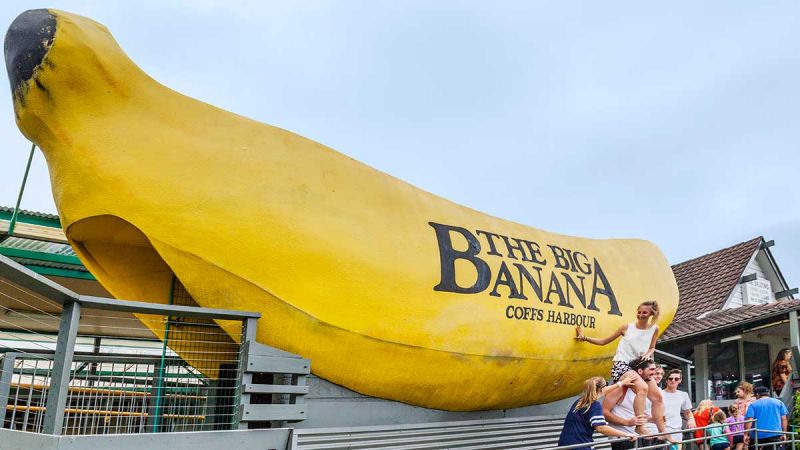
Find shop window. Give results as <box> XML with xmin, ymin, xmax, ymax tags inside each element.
<box><xmin>744</xmin><ymin>341</ymin><xmax>770</xmax><ymax>390</ymax></box>
<box><xmin>708</xmin><ymin>341</ymin><xmax>740</xmax><ymax>400</ymax></box>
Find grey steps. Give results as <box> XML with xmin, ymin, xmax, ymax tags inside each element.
<box><xmin>293</xmin><ymin>416</ymin><xmax>584</xmax><ymax>450</ymax></box>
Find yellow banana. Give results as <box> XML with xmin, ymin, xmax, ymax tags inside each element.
<box><xmin>5</xmin><ymin>9</ymin><xmax>679</xmax><ymax>411</ymax></box>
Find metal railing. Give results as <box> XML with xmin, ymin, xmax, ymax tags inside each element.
<box><xmin>0</xmin><ymin>253</ymin><xmax>261</xmax><ymax>436</ymax></box>
<box><xmin>2</xmin><ymin>351</ymin><xmax>218</xmax><ymax>434</ymax></box>
<box><xmin>546</xmin><ymin>419</ymin><xmax>799</xmax><ymax>450</ymax></box>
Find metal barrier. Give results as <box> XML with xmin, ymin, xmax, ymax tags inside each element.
<box><xmin>545</xmin><ymin>419</ymin><xmax>800</xmax><ymax>450</ymax></box>
<box><xmin>0</xmin><ymin>253</ymin><xmax>261</xmax><ymax>436</ymax></box>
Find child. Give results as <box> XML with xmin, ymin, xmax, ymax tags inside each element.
<box><xmin>576</xmin><ymin>300</ymin><xmax>666</xmax><ymax>436</ymax></box>
<box><xmin>706</xmin><ymin>410</ymin><xmax>731</xmax><ymax>450</ymax></box>
<box><xmin>725</xmin><ymin>404</ymin><xmax>745</xmax><ymax>450</ymax></box>
<box><xmin>694</xmin><ymin>399</ymin><xmax>721</xmax><ymax>450</ymax></box>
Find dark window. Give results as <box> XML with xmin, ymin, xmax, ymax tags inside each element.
<box><xmin>708</xmin><ymin>341</ymin><xmax>740</xmax><ymax>400</ymax></box>
<box><xmin>744</xmin><ymin>341</ymin><xmax>770</xmax><ymax>390</ymax></box>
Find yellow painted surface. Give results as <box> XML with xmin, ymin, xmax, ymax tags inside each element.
<box><xmin>8</xmin><ymin>10</ymin><xmax>679</xmax><ymax>410</ymax></box>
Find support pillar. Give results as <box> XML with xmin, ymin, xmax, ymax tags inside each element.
<box><xmin>789</xmin><ymin>311</ymin><xmax>800</xmax><ymax>381</ymax></box>
<box><xmin>238</xmin><ymin>317</ymin><xmax>258</xmax><ymax>430</ymax></box>
<box><xmin>43</xmin><ymin>300</ymin><xmax>80</xmax><ymax>435</ymax></box>
<box><xmin>693</xmin><ymin>343</ymin><xmax>709</xmax><ymax>403</ymax></box>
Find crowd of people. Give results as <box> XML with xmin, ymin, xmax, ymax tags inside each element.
<box><xmin>558</xmin><ymin>301</ymin><xmax>792</xmax><ymax>450</ymax></box>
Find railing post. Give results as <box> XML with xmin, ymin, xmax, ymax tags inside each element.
<box><xmin>43</xmin><ymin>299</ymin><xmax>81</xmax><ymax>435</ymax></box>
<box><xmin>754</xmin><ymin>418</ymin><xmax>758</xmax><ymax>450</ymax></box>
<box><xmin>0</xmin><ymin>353</ymin><xmax>17</xmax><ymax>423</ymax></box>
<box><xmin>238</xmin><ymin>317</ymin><xmax>257</xmax><ymax>430</ymax></box>
<box><xmin>148</xmin><ymin>354</ymin><xmax>168</xmax><ymax>432</ymax></box>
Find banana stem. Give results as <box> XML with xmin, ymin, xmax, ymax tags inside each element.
<box><xmin>5</xmin><ymin>143</ymin><xmax>37</xmax><ymax>239</ymax></box>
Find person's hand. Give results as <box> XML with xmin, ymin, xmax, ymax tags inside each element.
<box><xmin>627</xmin><ymin>414</ymin><xmax>649</xmax><ymax>427</ymax></box>
<box><xmin>575</xmin><ymin>325</ymin><xmax>585</xmax><ymax>341</ymax></box>
<box><xmin>619</xmin><ymin>372</ymin><xmax>637</xmax><ymax>387</ymax></box>
<box><xmin>780</xmin><ymin>434</ymin><xmax>787</xmax><ymax>441</ymax></box>
<box><xmin>624</xmin><ymin>433</ymin><xmax>637</xmax><ymax>441</ymax></box>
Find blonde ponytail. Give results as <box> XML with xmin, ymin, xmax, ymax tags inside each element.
<box><xmin>640</xmin><ymin>300</ymin><xmax>660</xmax><ymax>328</ymax></box>
<box><xmin>574</xmin><ymin>376</ymin><xmax>606</xmax><ymax>412</ymax></box>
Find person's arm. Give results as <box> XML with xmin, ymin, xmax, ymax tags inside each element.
<box><xmin>576</xmin><ymin>324</ymin><xmax>626</xmax><ymax>346</ymax></box>
<box><xmin>780</xmin><ymin>414</ymin><xmax>788</xmax><ymax>440</ymax></box>
<box><xmin>602</xmin><ymin>389</ymin><xmax>645</xmax><ymax>428</ymax></box>
<box><xmin>595</xmin><ymin>425</ymin><xmax>637</xmax><ymax>440</ymax></box>
<box><xmin>743</xmin><ymin>416</ymin><xmax>753</xmax><ymax>444</ymax></box>
<box><xmin>602</xmin><ymin>388</ymin><xmax>629</xmax><ymax>426</ymax></box>
<box><xmin>601</xmin><ymin>373</ymin><xmax>637</xmax><ymax>396</ymax></box>
<box><xmin>682</xmin><ymin>409</ymin><xmax>696</xmax><ymax>429</ymax></box>
<box><xmin>643</xmin><ymin>326</ymin><xmax>660</xmax><ymax>358</ymax></box>
<box><xmin>601</xmin><ymin>381</ymin><xmax>623</xmax><ymax>396</ymax></box>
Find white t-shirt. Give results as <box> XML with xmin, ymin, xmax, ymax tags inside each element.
<box><xmin>644</xmin><ymin>389</ymin><xmax>692</xmax><ymax>439</ymax></box>
<box><xmin>663</xmin><ymin>390</ymin><xmax>692</xmax><ymax>441</ymax></box>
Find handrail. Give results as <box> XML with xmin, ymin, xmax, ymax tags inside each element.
<box><xmin>653</xmin><ymin>349</ymin><xmax>692</xmax><ymax>364</ymax></box>
<box><xmin>544</xmin><ymin>419</ymin><xmax>771</xmax><ymax>450</ymax></box>
<box><xmin>0</xmin><ymin>253</ymin><xmax>260</xmax><ymax>319</ymax></box>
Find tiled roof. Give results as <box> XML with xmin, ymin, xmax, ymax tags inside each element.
<box><xmin>657</xmin><ymin>236</ymin><xmax>786</xmax><ymax>343</ymax></box>
<box><xmin>660</xmin><ymin>299</ymin><xmax>800</xmax><ymax>342</ymax></box>
<box><xmin>670</xmin><ymin>237</ymin><xmax>763</xmax><ymax>323</ymax></box>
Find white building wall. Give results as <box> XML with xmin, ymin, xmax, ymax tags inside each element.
<box><xmin>724</xmin><ymin>252</ymin><xmax>776</xmax><ymax>309</ymax></box>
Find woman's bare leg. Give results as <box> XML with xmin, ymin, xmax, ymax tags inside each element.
<box><xmin>647</xmin><ymin>377</ymin><xmax>666</xmax><ymax>435</ymax></box>
<box><xmin>628</xmin><ymin>370</ymin><xmax>649</xmax><ymax>435</ymax></box>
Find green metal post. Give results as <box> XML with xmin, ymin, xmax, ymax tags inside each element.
<box><xmin>5</xmin><ymin>143</ymin><xmax>37</xmax><ymax>239</ymax></box>
<box><xmin>150</xmin><ymin>276</ymin><xmax>175</xmax><ymax>432</ymax></box>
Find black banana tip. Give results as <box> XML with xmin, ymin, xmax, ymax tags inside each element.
<box><xmin>4</xmin><ymin>9</ymin><xmax>56</xmax><ymax>98</ymax></box>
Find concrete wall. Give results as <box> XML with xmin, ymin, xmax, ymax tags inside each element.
<box><xmin>296</xmin><ymin>374</ymin><xmax>577</xmax><ymax>428</ymax></box>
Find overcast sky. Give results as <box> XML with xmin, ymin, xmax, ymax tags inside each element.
<box><xmin>2</xmin><ymin>1</ymin><xmax>799</xmax><ymax>288</ymax></box>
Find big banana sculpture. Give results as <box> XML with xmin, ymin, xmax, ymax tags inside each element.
<box><xmin>5</xmin><ymin>9</ymin><xmax>679</xmax><ymax>410</ymax></box>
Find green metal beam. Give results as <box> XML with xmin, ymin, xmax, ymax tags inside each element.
<box><xmin>0</xmin><ymin>247</ymin><xmax>83</xmax><ymax>266</ymax></box>
<box><xmin>26</xmin><ymin>266</ymin><xmax>96</xmax><ymax>280</ymax></box>
<box><xmin>0</xmin><ymin>209</ymin><xmax>61</xmax><ymax>228</ymax></box>
<box><xmin>7</xmin><ymin>143</ymin><xmax>37</xmax><ymax>238</ymax></box>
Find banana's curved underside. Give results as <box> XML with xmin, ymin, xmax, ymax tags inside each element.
<box><xmin>4</xmin><ymin>9</ymin><xmax>679</xmax><ymax>411</ymax></box>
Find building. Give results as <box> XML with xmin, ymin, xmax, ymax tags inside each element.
<box><xmin>658</xmin><ymin>237</ymin><xmax>799</xmax><ymax>404</ymax></box>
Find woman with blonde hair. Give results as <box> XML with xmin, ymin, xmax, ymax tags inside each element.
<box><xmin>576</xmin><ymin>300</ymin><xmax>665</xmax><ymax>436</ymax></box>
<box><xmin>558</xmin><ymin>374</ymin><xmax>638</xmax><ymax>450</ymax></box>
<box><xmin>693</xmin><ymin>399</ymin><xmax>721</xmax><ymax>450</ymax></box>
